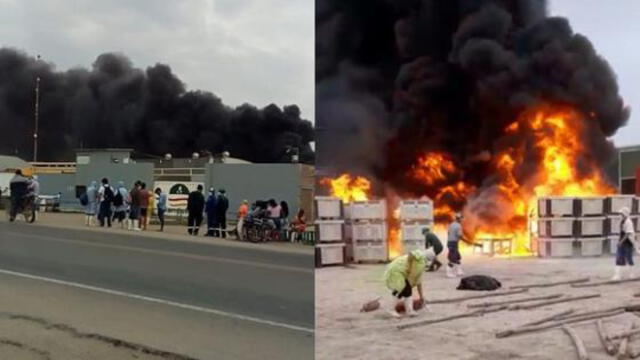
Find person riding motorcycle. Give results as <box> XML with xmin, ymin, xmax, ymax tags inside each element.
<box><xmin>9</xmin><ymin>170</ymin><xmax>30</xmax><ymax>221</ymax></box>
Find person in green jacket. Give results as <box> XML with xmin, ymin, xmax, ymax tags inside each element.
<box><xmin>383</xmin><ymin>249</ymin><xmax>432</xmax><ymax>318</ymax></box>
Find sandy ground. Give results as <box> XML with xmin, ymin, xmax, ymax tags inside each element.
<box><xmin>316</xmin><ymin>254</ymin><xmax>640</xmax><ymax>360</ymax></box>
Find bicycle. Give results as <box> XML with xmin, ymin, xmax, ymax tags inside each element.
<box><xmin>7</xmin><ymin>196</ymin><xmax>36</xmax><ymax>223</ymax></box>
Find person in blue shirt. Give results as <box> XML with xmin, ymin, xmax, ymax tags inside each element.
<box><xmin>155</xmin><ymin>187</ymin><xmax>168</xmax><ymax>232</ymax></box>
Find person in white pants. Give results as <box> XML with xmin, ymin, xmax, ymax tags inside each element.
<box><xmin>612</xmin><ymin>207</ymin><xmax>638</xmax><ymax>280</ymax></box>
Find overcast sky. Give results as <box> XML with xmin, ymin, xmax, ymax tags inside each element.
<box><xmin>0</xmin><ymin>0</ymin><xmax>314</xmax><ymax>121</ymax></box>
<box><xmin>550</xmin><ymin>0</ymin><xmax>640</xmax><ymax>147</ymax></box>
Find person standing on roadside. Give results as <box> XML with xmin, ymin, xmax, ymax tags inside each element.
<box><xmin>215</xmin><ymin>189</ymin><xmax>229</xmax><ymax>238</ymax></box>
<box><xmin>205</xmin><ymin>188</ymin><xmax>218</xmax><ymax>236</ymax></box>
<box><xmin>155</xmin><ymin>187</ymin><xmax>167</xmax><ymax>232</ymax></box>
<box><xmin>236</xmin><ymin>200</ymin><xmax>249</xmax><ymax>240</ymax></box>
<box><xmin>112</xmin><ymin>181</ymin><xmax>128</xmax><ymax>228</ymax></box>
<box><xmin>97</xmin><ymin>178</ymin><xmax>116</xmax><ymax>227</ymax></box>
<box><xmin>187</xmin><ymin>185</ymin><xmax>205</xmax><ymax>235</ymax></box>
<box><xmin>84</xmin><ymin>181</ymin><xmax>99</xmax><ymax>226</ymax></box>
<box><xmin>128</xmin><ymin>181</ymin><xmax>142</xmax><ymax>231</ymax></box>
<box><xmin>139</xmin><ymin>182</ymin><xmax>150</xmax><ymax>231</ymax></box>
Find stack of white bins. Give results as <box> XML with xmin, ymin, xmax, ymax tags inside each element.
<box><xmin>537</xmin><ymin>196</ymin><xmax>578</xmax><ymax>257</ymax></box>
<box><xmin>399</xmin><ymin>200</ymin><xmax>434</xmax><ymax>254</ymax></box>
<box><xmin>314</xmin><ymin>196</ymin><xmax>346</xmax><ymax>266</ymax></box>
<box><xmin>605</xmin><ymin>195</ymin><xmax>639</xmax><ymax>255</ymax></box>
<box><xmin>537</xmin><ymin>195</ymin><xmax>638</xmax><ymax>258</ymax></box>
<box><xmin>344</xmin><ymin>200</ymin><xmax>388</xmax><ymax>262</ymax></box>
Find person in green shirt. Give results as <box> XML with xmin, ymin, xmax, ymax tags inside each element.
<box><xmin>383</xmin><ymin>249</ymin><xmax>433</xmax><ymax>318</ymax></box>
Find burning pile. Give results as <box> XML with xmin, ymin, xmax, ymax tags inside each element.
<box><xmin>317</xmin><ymin>0</ymin><xmax>628</xmax><ymax>256</ymax></box>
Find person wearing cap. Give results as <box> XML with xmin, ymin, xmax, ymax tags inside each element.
<box><xmin>383</xmin><ymin>249</ymin><xmax>433</xmax><ymax>318</ymax></box>
<box><xmin>187</xmin><ymin>185</ymin><xmax>205</xmax><ymax>235</ymax></box>
<box><xmin>215</xmin><ymin>189</ymin><xmax>229</xmax><ymax>238</ymax></box>
<box><xmin>205</xmin><ymin>188</ymin><xmax>218</xmax><ymax>236</ymax></box>
<box><xmin>613</xmin><ymin>207</ymin><xmax>638</xmax><ymax>280</ymax></box>
<box><xmin>236</xmin><ymin>200</ymin><xmax>249</xmax><ymax>240</ymax></box>
<box><xmin>423</xmin><ymin>227</ymin><xmax>443</xmax><ymax>272</ymax></box>
<box><xmin>446</xmin><ymin>213</ymin><xmax>467</xmax><ymax>278</ymax></box>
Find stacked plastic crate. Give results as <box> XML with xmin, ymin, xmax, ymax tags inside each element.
<box><xmin>344</xmin><ymin>200</ymin><xmax>388</xmax><ymax>262</ymax></box>
<box><xmin>574</xmin><ymin>197</ymin><xmax>608</xmax><ymax>256</ymax></box>
<box><xmin>314</xmin><ymin>196</ymin><xmax>346</xmax><ymax>266</ymax></box>
<box><xmin>605</xmin><ymin>195</ymin><xmax>639</xmax><ymax>254</ymax></box>
<box><xmin>399</xmin><ymin>200</ymin><xmax>435</xmax><ymax>254</ymax></box>
<box><xmin>537</xmin><ymin>196</ymin><xmax>578</xmax><ymax>257</ymax></box>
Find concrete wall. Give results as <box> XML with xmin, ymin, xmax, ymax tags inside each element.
<box><xmin>38</xmin><ymin>173</ymin><xmax>78</xmax><ymax>208</ymax></box>
<box><xmin>76</xmin><ymin>163</ymin><xmax>154</xmax><ymax>190</ymax></box>
<box><xmin>204</xmin><ymin>164</ymin><xmax>315</xmax><ymax>221</ymax></box>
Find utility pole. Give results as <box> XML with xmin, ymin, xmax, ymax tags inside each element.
<box><xmin>33</xmin><ymin>54</ymin><xmax>41</xmax><ymax>162</ymax></box>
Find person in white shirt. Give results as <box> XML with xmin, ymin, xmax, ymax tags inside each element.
<box><xmin>613</xmin><ymin>207</ymin><xmax>637</xmax><ymax>281</ymax></box>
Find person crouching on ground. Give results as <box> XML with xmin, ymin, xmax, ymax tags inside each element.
<box><xmin>423</xmin><ymin>227</ymin><xmax>443</xmax><ymax>272</ymax></box>
<box><xmin>613</xmin><ymin>207</ymin><xmax>638</xmax><ymax>280</ymax></box>
<box><xmin>383</xmin><ymin>249</ymin><xmax>433</xmax><ymax>318</ymax></box>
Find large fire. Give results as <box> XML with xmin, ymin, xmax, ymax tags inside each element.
<box><xmin>321</xmin><ymin>107</ymin><xmax>615</xmax><ymax>258</ymax></box>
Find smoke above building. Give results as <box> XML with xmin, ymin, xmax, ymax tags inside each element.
<box><xmin>0</xmin><ymin>49</ymin><xmax>315</xmax><ymax>163</ymax></box>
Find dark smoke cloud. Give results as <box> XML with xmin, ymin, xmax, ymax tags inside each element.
<box><xmin>317</xmin><ymin>0</ymin><xmax>629</xmax><ymax>195</ymax></box>
<box><xmin>0</xmin><ymin>49</ymin><xmax>314</xmax><ymax>163</ymax></box>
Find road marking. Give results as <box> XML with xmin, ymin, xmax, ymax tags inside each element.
<box><xmin>4</xmin><ymin>231</ymin><xmax>312</xmax><ymax>274</ymax></box>
<box><xmin>0</xmin><ymin>268</ymin><xmax>314</xmax><ymax>334</ymax></box>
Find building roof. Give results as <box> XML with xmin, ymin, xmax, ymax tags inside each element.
<box><xmin>0</xmin><ymin>155</ymin><xmax>29</xmax><ymax>172</ymax></box>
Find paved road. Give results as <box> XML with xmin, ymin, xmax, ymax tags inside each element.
<box><xmin>0</xmin><ymin>221</ymin><xmax>314</xmax><ymax>359</ymax></box>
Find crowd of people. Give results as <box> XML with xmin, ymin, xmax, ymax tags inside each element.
<box><xmin>80</xmin><ymin>178</ymin><xmax>167</xmax><ymax>232</ymax></box>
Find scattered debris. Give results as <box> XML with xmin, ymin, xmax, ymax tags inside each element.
<box><xmin>360</xmin><ymin>298</ymin><xmax>381</xmax><ymax>313</ymax></box>
<box><xmin>496</xmin><ymin>309</ymin><xmax>625</xmax><ymax>338</ymax></box>
<box><xmin>518</xmin><ymin>309</ymin><xmax>576</xmax><ymax>328</ymax></box>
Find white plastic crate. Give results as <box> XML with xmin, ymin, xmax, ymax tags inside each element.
<box><xmin>578</xmin><ymin>197</ymin><xmax>606</xmax><ymax>216</ymax></box>
<box><xmin>399</xmin><ymin>200</ymin><xmax>434</xmax><ymax>221</ymax></box>
<box><xmin>345</xmin><ymin>222</ymin><xmax>386</xmax><ymax>241</ymax></box>
<box><xmin>315</xmin><ymin>196</ymin><xmax>343</xmax><ymax>219</ymax></box>
<box><xmin>577</xmin><ymin>237</ymin><xmax>605</xmax><ymax>256</ymax></box>
<box><xmin>316</xmin><ymin>243</ymin><xmax>345</xmax><ymax>266</ymax></box>
<box><xmin>576</xmin><ymin>217</ymin><xmax>606</xmax><ymax>237</ymax></box>
<box><xmin>538</xmin><ymin>218</ymin><xmax>575</xmax><ymax>237</ymax></box>
<box><xmin>608</xmin><ymin>195</ymin><xmax>636</xmax><ymax>214</ymax></box>
<box><xmin>315</xmin><ymin>220</ymin><xmax>344</xmax><ymax>242</ymax></box>
<box><xmin>400</xmin><ymin>223</ymin><xmax>430</xmax><ymax>242</ymax></box>
<box><xmin>538</xmin><ymin>196</ymin><xmax>576</xmax><ymax>217</ymax></box>
<box><xmin>347</xmin><ymin>240</ymin><xmax>388</xmax><ymax>262</ymax></box>
<box><xmin>403</xmin><ymin>239</ymin><xmax>426</xmax><ymax>254</ymax></box>
<box><xmin>537</xmin><ymin>238</ymin><xmax>575</xmax><ymax>258</ymax></box>
<box><xmin>344</xmin><ymin>200</ymin><xmax>386</xmax><ymax>220</ymax></box>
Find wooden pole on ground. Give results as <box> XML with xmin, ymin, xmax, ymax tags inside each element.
<box><xmin>562</xmin><ymin>325</ymin><xmax>589</xmax><ymax>360</ymax></box>
<box><xmin>518</xmin><ymin>309</ymin><xmax>576</xmax><ymax>328</ymax></box>
<box><xmin>572</xmin><ymin>277</ymin><xmax>640</xmax><ymax>288</ymax></box>
<box><xmin>510</xmin><ymin>278</ymin><xmax>590</xmax><ymax>290</ymax></box>
<box><xmin>467</xmin><ymin>294</ymin><xmax>563</xmax><ymax>309</ymax></box>
<box><xmin>618</xmin><ymin>323</ymin><xmax>635</xmax><ymax>360</ymax></box>
<box><xmin>509</xmin><ymin>294</ymin><xmax>601</xmax><ymax>311</ymax></box>
<box><xmin>427</xmin><ymin>289</ymin><xmax>528</xmax><ymax>304</ymax></box>
<box><xmin>596</xmin><ymin>319</ymin><xmax>618</xmax><ymax>356</ymax></box>
<box><xmin>496</xmin><ymin>309</ymin><xmax>625</xmax><ymax>339</ymax></box>
<box><xmin>397</xmin><ymin>305</ymin><xmax>508</xmax><ymax>330</ymax></box>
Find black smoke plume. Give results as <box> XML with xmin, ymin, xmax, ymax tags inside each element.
<box><xmin>317</xmin><ymin>0</ymin><xmax>629</xmax><ymax>198</ymax></box>
<box><xmin>0</xmin><ymin>49</ymin><xmax>314</xmax><ymax>163</ymax></box>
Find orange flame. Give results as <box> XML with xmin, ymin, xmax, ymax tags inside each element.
<box><xmin>320</xmin><ymin>174</ymin><xmax>370</xmax><ymax>203</ymax></box>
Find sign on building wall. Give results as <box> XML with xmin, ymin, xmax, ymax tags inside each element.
<box><xmin>154</xmin><ymin>181</ymin><xmax>203</xmax><ymax>210</ymax></box>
